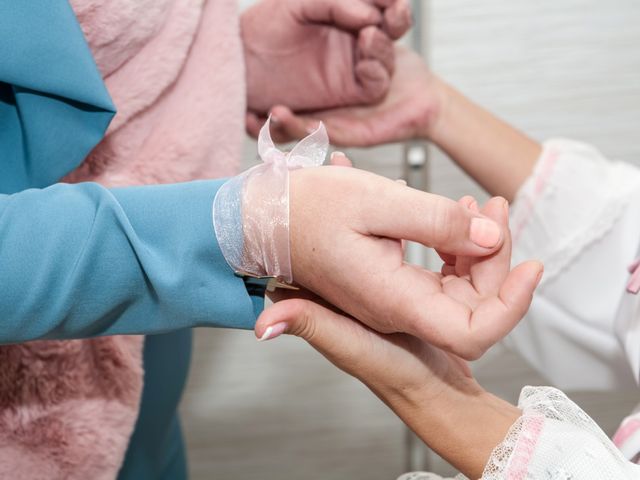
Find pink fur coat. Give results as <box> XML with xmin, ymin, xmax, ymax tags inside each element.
<box><xmin>0</xmin><ymin>0</ymin><xmax>245</xmax><ymax>478</ymax></box>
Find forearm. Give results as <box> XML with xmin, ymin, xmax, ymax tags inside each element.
<box><xmin>425</xmin><ymin>77</ymin><xmax>542</xmax><ymax>202</ymax></box>
<box><xmin>0</xmin><ymin>180</ymin><xmax>261</xmax><ymax>342</ymax></box>
<box><xmin>386</xmin><ymin>385</ymin><xmax>520</xmax><ymax>479</ymax></box>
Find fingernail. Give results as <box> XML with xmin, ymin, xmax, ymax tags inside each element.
<box><xmin>331</xmin><ymin>151</ymin><xmax>346</xmax><ymax>160</ymax></box>
<box><xmin>257</xmin><ymin>322</ymin><xmax>288</xmax><ymax>342</ymax></box>
<box><xmin>502</xmin><ymin>198</ymin><xmax>509</xmax><ymax>217</ymax></box>
<box><xmin>470</xmin><ymin>217</ymin><xmax>502</xmax><ymax>249</ymax></box>
<box><xmin>535</xmin><ymin>267</ymin><xmax>544</xmax><ymax>287</ymax></box>
<box><xmin>271</xmin><ymin>115</ymin><xmax>280</xmax><ymax>124</ymax></box>
<box><xmin>469</xmin><ymin>200</ymin><xmax>479</xmax><ymax>212</ymax></box>
<box><xmin>396</xmin><ymin>178</ymin><xmax>408</xmax><ymax>186</ymax></box>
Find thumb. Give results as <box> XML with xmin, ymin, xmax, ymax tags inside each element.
<box><xmin>353</xmin><ymin>26</ymin><xmax>394</xmax><ymax>103</ymax></box>
<box><xmin>364</xmin><ymin>181</ymin><xmax>506</xmax><ymax>257</ymax></box>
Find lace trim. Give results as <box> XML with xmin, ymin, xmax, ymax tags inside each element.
<box><xmin>482</xmin><ymin>386</ymin><xmax>631</xmax><ymax>478</ymax></box>
<box><xmin>396</xmin><ymin>472</ymin><xmax>465</xmax><ymax>480</ymax></box>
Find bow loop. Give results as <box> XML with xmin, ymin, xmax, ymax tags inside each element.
<box><xmin>257</xmin><ymin>116</ymin><xmax>328</xmax><ymax>168</ymax></box>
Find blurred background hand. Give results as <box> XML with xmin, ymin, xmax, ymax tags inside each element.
<box><xmin>241</xmin><ymin>0</ymin><xmax>412</xmax><ymax>115</ymax></box>
<box><xmin>246</xmin><ymin>47</ymin><xmax>442</xmax><ymax>147</ymax></box>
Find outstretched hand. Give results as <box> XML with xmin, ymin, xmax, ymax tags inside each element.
<box><xmin>281</xmin><ymin>152</ymin><xmax>542</xmax><ymax>360</ymax></box>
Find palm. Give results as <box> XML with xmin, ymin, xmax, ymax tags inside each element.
<box><xmin>273</xmin><ymin>195</ymin><xmax>539</xmax><ymax>361</ymax></box>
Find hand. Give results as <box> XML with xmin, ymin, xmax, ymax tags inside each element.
<box><xmin>256</xmin><ymin>195</ymin><xmax>536</xmax><ymax>477</ymax></box>
<box><xmin>286</xmin><ymin>166</ymin><xmax>543</xmax><ymax>359</ymax></box>
<box><xmin>255</xmin><ymin>285</ymin><xmax>523</xmax><ymax>479</ymax></box>
<box><xmin>241</xmin><ymin>0</ymin><xmax>412</xmax><ymax>115</ymax></box>
<box><xmin>246</xmin><ymin>46</ymin><xmax>443</xmax><ymax>147</ymax></box>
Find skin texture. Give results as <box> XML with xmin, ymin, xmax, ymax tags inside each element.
<box><xmin>286</xmin><ymin>164</ymin><xmax>543</xmax><ymax>360</ymax></box>
<box><xmin>247</xmin><ymin>47</ymin><xmax>437</xmax><ymax>146</ymax></box>
<box><xmin>257</xmin><ymin>196</ymin><xmax>534</xmax><ymax>479</ymax></box>
<box><xmin>247</xmin><ymin>46</ymin><xmax>542</xmax><ymax>202</ymax></box>
<box><xmin>241</xmin><ymin>0</ymin><xmax>412</xmax><ymax>115</ymax></box>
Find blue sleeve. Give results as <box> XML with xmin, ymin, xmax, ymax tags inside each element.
<box><xmin>0</xmin><ymin>1</ymin><xmax>115</xmax><ymax>193</ymax></box>
<box><xmin>0</xmin><ymin>180</ymin><xmax>263</xmax><ymax>343</ymax></box>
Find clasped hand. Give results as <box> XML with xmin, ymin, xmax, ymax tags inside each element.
<box><xmin>263</xmin><ymin>156</ymin><xmax>542</xmax><ymax>362</ymax></box>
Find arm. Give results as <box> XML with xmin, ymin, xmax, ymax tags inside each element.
<box><xmin>0</xmin><ymin>0</ymin><xmax>115</xmax><ymax>193</ymax></box>
<box><xmin>255</xmin><ymin>194</ymin><xmax>540</xmax><ymax>478</ymax></box>
<box><xmin>425</xmin><ymin>78</ymin><xmax>541</xmax><ymax>202</ymax></box>
<box><xmin>0</xmin><ymin>180</ymin><xmax>260</xmax><ymax>343</ymax></box>
<box><xmin>391</xmin><ymin>385</ymin><xmax>520</xmax><ymax>479</ymax></box>
<box><xmin>255</xmin><ymin>192</ymin><xmax>640</xmax><ymax>478</ymax></box>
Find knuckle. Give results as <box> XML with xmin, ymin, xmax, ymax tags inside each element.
<box><xmin>427</xmin><ymin>198</ymin><xmax>456</xmax><ymax>246</ymax></box>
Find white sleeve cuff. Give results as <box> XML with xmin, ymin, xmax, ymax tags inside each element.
<box><xmin>510</xmin><ymin>139</ymin><xmax>640</xmax><ymax>283</ymax></box>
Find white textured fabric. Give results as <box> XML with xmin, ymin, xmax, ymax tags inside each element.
<box><xmin>481</xmin><ymin>386</ymin><xmax>640</xmax><ymax>479</ymax></box>
<box><xmin>505</xmin><ymin>139</ymin><xmax>640</xmax><ymax>390</ymax></box>
<box><xmin>398</xmin><ymin>387</ymin><xmax>640</xmax><ymax>480</ymax></box>
<box><xmin>396</xmin><ymin>473</ymin><xmax>461</xmax><ymax>480</ymax></box>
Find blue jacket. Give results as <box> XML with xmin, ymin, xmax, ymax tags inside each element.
<box><xmin>0</xmin><ymin>2</ymin><xmax>262</xmax><ymax>478</ymax></box>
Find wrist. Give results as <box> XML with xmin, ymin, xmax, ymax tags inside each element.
<box><xmin>417</xmin><ymin>75</ymin><xmax>454</xmax><ymax>142</ymax></box>
<box><xmin>387</xmin><ymin>380</ymin><xmax>521</xmax><ymax>479</ymax></box>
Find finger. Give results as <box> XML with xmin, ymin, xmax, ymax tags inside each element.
<box><xmin>245</xmin><ymin>111</ymin><xmax>265</xmax><ymax>139</ymax></box>
<box><xmin>450</xmin><ymin>196</ymin><xmax>477</xmax><ymax>276</ymax></box>
<box><xmin>364</xmin><ymin>179</ymin><xmax>505</xmax><ymax>256</ymax></box>
<box><xmin>382</xmin><ymin>0</ymin><xmax>413</xmax><ymax>40</ymax></box>
<box><xmin>436</xmin><ymin>249</ymin><xmax>456</xmax><ymax>267</ymax></box>
<box><xmin>459</xmin><ymin>195</ymin><xmax>479</xmax><ymax>212</ymax></box>
<box><xmin>466</xmin><ymin>260</ymin><xmax>544</xmax><ymax>358</ymax></box>
<box><xmin>357</xmin><ymin>26</ymin><xmax>395</xmax><ymax>75</ymax></box>
<box><xmin>435</xmin><ymin>196</ymin><xmax>476</xmax><ymax>266</ymax></box>
<box><xmin>441</xmin><ymin>264</ymin><xmax>457</xmax><ymax>276</ymax></box>
<box><xmin>256</xmin><ymin>299</ymin><xmax>373</xmax><ymax>375</ymax></box>
<box><xmin>405</xmin><ymin>260</ymin><xmax>542</xmax><ymax>360</ymax></box>
<box><xmin>271</xmin><ymin>105</ymin><xmax>371</xmax><ymax>147</ymax></box>
<box><xmin>330</xmin><ymin>151</ymin><xmax>354</xmax><ymax>167</ymax></box>
<box><xmin>469</xmin><ymin>197</ymin><xmax>510</xmax><ymax>297</ymax></box>
<box><xmin>354</xmin><ymin>59</ymin><xmax>390</xmax><ymax>103</ymax></box>
<box><xmin>298</xmin><ymin>0</ymin><xmax>382</xmax><ymax>32</ymax></box>
<box><xmin>270</xmin><ymin>106</ymin><xmax>317</xmax><ymax>141</ymax></box>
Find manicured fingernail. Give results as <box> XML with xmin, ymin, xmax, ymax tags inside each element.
<box><xmin>470</xmin><ymin>217</ymin><xmax>502</xmax><ymax>248</ymax></box>
<box><xmin>258</xmin><ymin>322</ymin><xmax>288</xmax><ymax>342</ymax></box>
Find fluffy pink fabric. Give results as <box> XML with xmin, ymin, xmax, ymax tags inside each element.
<box><xmin>0</xmin><ymin>0</ymin><xmax>245</xmax><ymax>478</ymax></box>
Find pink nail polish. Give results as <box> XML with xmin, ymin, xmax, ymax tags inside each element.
<box><xmin>258</xmin><ymin>322</ymin><xmax>288</xmax><ymax>342</ymax></box>
<box><xmin>470</xmin><ymin>217</ymin><xmax>502</xmax><ymax>249</ymax></box>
